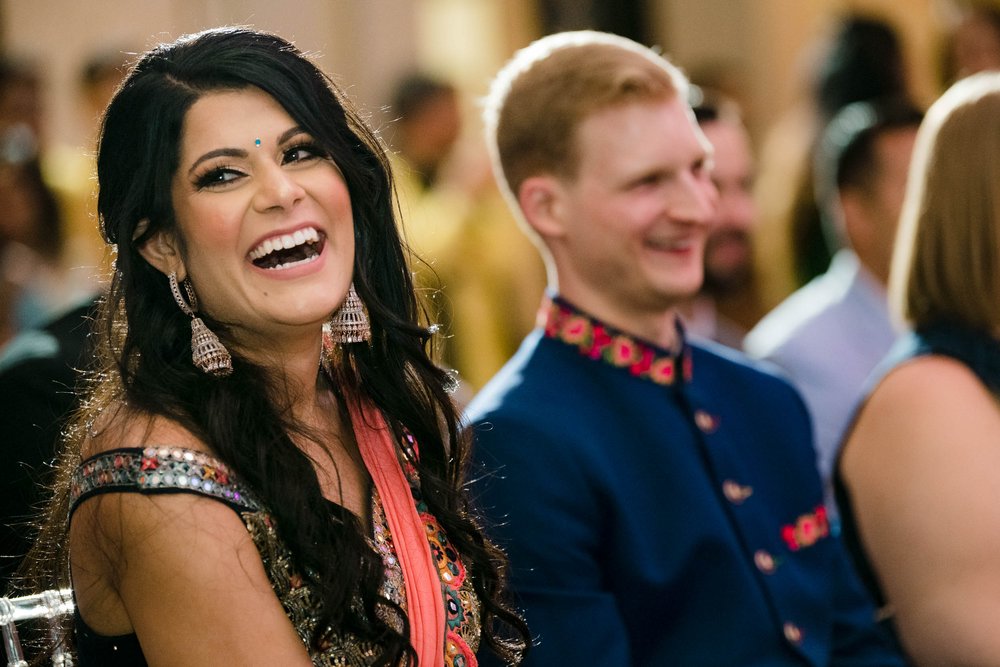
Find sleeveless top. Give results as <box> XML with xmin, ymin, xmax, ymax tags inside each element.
<box><xmin>68</xmin><ymin>443</ymin><xmax>481</xmax><ymax>666</ymax></box>
<box><xmin>835</xmin><ymin>322</ymin><xmax>1000</xmax><ymax>612</ymax></box>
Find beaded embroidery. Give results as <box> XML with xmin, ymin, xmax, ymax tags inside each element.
<box><xmin>69</xmin><ymin>442</ymin><xmax>481</xmax><ymax>665</ymax></box>
<box><xmin>243</xmin><ymin>510</ymin><xmax>385</xmax><ymax>665</ymax></box>
<box><xmin>369</xmin><ymin>485</ymin><xmax>407</xmax><ymax>617</ymax></box>
<box><xmin>541</xmin><ymin>295</ymin><xmax>692</xmax><ymax>386</ymax></box>
<box><xmin>400</xmin><ymin>432</ymin><xmax>481</xmax><ymax>662</ymax></box>
<box><xmin>69</xmin><ymin>446</ymin><xmax>260</xmax><ymax>513</ymax></box>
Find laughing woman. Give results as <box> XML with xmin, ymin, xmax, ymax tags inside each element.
<box><xmin>17</xmin><ymin>27</ymin><xmax>529</xmax><ymax>666</ymax></box>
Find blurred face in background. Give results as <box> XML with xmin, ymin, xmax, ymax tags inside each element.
<box><xmin>0</xmin><ymin>164</ymin><xmax>38</xmax><ymax>245</ymax></box>
<box><xmin>398</xmin><ymin>89</ymin><xmax>461</xmax><ymax>183</ymax></box>
<box><xmin>851</xmin><ymin>127</ymin><xmax>918</xmax><ymax>285</ymax></box>
<box><xmin>951</xmin><ymin>11</ymin><xmax>1000</xmax><ymax>81</ymax></box>
<box><xmin>700</xmin><ymin>118</ymin><xmax>756</xmax><ymax>295</ymax></box>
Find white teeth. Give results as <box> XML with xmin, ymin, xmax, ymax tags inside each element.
<box><xmin>249</xmin><ymin>227</ymin><xmax>321</xmax><ymax>260</ymax></box>
<box><xmin>270</xmin><ymin>254</ymin><xmax>320</xmax><ymax>270</ymax></box>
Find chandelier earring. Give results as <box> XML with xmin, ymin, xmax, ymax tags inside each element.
<box><xmin>168</xmin><ymin>271</ymin><xmax>233</xmax><ymax>377</ymax></box>
<box><xmin>328</xmin><ymin>282</ymin><xmax>371</xmax><ymax>344</ymax></box>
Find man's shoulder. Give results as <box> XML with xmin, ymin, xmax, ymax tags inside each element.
<box><xmin>743</xmin><ymin>273</ymin><xmax>857</xmax><ymax>362</ymax></box>
<box><xmin>465</xmin><ymin>332</ymin><xmax>603</xmax><ymax>425</ymax></box>
<box><xmin>690</xmin><ymin>337</ymin><xmax>800</xmax><ymax>392</ymax></box>
<box><xmin>686</xmin><ymin>340</ymin><xmax>814</xmax><ymax>432</ymax></box>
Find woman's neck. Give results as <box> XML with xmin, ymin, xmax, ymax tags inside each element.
<box><xmin>231</xmin><ymin>325</ymin><xmax>328</xmax><ymax>421</ymax></box>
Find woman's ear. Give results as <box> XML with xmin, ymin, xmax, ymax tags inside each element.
<box><xmin>137</xmin><ymin>221</ymin><xmax>185</xmax><ymax>278</ymax></box>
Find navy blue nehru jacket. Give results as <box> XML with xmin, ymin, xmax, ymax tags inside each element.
<box><xmin>465</xmin><ymin>296</ymin><xmax>903</xmax><ymax>667</ymax></box>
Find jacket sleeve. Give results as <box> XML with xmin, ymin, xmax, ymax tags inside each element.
<box><xmin>470</xmin><ymin>415</ymin><xmax>633</xmax><ymax>667</ymax></box>
<box><xmin>829</xmin><ymin>532</ymin><xmax>909</xmax><ymax>666</ymax></box>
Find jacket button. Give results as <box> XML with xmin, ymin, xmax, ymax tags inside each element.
<box><xmin>694</xmin><ymin>409</ymin><xmax>719</xmax><ymax>433</ymax></box>
<box><xmin>783</xmin><ymin>621</ymin><xmax>803</xmax><ymax>644</ymax></box>
<box><xmin>754</xmin><ymin>549</ymin><xmax>776</xmax><ymax>574</ymax></box>
<box><xmin>723</xmin><ymin>480</ymin><xmax>753</xmax><ymax>504</ymax></box>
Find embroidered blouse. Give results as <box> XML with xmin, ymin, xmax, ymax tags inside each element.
<box><xmin>68</xmin><ymin>443</ymin><xmax>480</xmax><ymax>666</ymax></box>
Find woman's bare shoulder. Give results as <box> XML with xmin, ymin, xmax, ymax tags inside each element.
<box><xmin>80</xmin><ymin>404</ymin><xmax>211</xmax><ymax>459</ymax></box>
<box><xmin>861</xmin><ymin>353</ymin><xmax>991</xmax><ymax>423</ymax></box>
<box><xmin>845</xmin><ymin>352</ymin><xmax>1000</xmax><ymax>474</ymax></box>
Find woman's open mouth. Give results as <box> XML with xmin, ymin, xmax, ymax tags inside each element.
<box><xmin>248</xmin><ymin>227</ymin><xmax>326</xmax><ymax>270</ymax></box>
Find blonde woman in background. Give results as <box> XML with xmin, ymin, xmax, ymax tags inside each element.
<box><xmin>837</xmin><ymin>71</ymin><xmax>1000</xmax><ymax>665</ymax></box>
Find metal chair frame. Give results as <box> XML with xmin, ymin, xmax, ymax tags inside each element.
<box><xmin>0</xmin><ymin>589</ymin><xmax>74</xmax><ymax>667</ymax></box>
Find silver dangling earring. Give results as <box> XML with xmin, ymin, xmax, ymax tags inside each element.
<box><xmin>328</xmin><ymin>282</ymin><xmax>371</xmax><ymax>344</ymax></box>
<box><xmin>168</xmin><ymin>271</ymin><xmax>233</xmax><ymax>377</ymax></box>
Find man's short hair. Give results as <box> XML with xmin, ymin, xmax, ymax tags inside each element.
<box><xmin>815</xmin><ymin>97</ymin><xmax>923</xmax><ymax>205</ymax></box>
<box><xmin>483</xmin><ymin>31</ymin><xmax>688</xmax><ymax>211</ymax></box>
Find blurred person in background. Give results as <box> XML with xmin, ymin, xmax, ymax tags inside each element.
<box><xmin>0</xmin><ymin>292</ymin><xmax>97</xmax><ymax>589</ymax></box>
<box><xmin>390</xmin><ymin>73</ymin><xmax>462</xmax><ymax>193</ymax></box>
<box><xmin>679</xmin><ymin>88</ymin><xmax>766</xmax><ymax>347</ymax></box>
<box><xmin>0</xmin><ymin>156</ymin><xmax>77</xmax><ymax>343</ymax></box>
<box><xmin>0</xmin><ymin>52</ymin><xmax>124</xmax><ymax>594</ymax></box>
<box><xmin>0</xmin><ymin>57</ymin><xmax>42</xmax><ymax>147</ymax></box>
<box><xmin>939</xmin><ymin>2</ymin><xmax>1000</xmax><ymax>86</ymax></box>
<box><xmin>0</xmin><ymin>52</ymin><xmax>116</xmax><ymax>346</ymax></box>
<box><xmin>44</xmin><ymin>49</ymin><xmax>128</xmax><ymax>273</ymax></box>
<box><xmin>745</xmin><ymin>98</ymin><xmax>922</xmax><ymax>520</ymax></box>
<box><xmin>389</xmin><ymin>72</ymin><xmax>545</xmax><ymax>395</ymax></box>
<box><xmin>837</xmin><ymin>71</ymin><xmax>1000</xmax><ymax>665</ymax></box>
<box><xmin>755</xmin><ymin>14</ymin><xmax>915</xmax><ymax>307</ymax></box>
<box><xmin>388</xmin><ymin>72</ymin><xmax>466</xmax><ymax>297</ymax></box>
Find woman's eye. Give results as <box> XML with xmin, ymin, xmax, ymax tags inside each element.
<box><xmin>195</xmin><ymin>167</ymin><xmax>243</xmax><ymax>189</ymax></box>
<box><xmin>283</xmin><ymin>143</ymin><xmax>325</xmax><ymax>164</ymax></box>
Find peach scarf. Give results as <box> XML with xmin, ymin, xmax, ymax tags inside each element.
<box><xmin>347</xmin><ymin>397</ymin><xmax>445</xmax><ymax>664</ymax></box>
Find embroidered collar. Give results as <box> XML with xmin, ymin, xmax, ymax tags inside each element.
<box><xmin>540</xmin><ymin>295</ymin><xmax>692</xmax><ymax>386</ymax></box>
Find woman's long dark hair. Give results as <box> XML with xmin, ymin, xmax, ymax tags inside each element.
<box><xmin>23</xmin><ymin>27</ymin><xmax>528</xmax><ymax>665</ymax></box>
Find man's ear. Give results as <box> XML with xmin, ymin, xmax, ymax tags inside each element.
<box><xmin>518</xmin><ymin>175</ymin><xmax>568</xmax><ymax>240</ymax></box>
<box><xmin>838</xmin><ymin>190</ymin><xmax>873</xmax><ymax>253</ymax></box>
<box><xmin>136</xmin><ymin>221</ymin><xmax>185</xmax><ymax>278</ymax></box>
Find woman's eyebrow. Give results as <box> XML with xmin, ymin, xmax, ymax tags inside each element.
<box><xmin>277</xmin><ymin>126</ymin><xmax>305</xmax><ymax>144</ymax></box>
<box><xmin>187</xmin><ymin>147</ymin><xmax>246</xmax><ymax>177</ymax></box>
<box><xmin>185</xmin><ymin>127</ymin><xmax>306</xmax><ymax>177</ymax></box>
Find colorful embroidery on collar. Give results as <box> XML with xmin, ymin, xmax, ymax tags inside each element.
<box><xmin>781</xmin><ymin>505</ymin><xmax>830</xmax><ymax>551</ymax></box>
<box><xmin>540</xmin><ymin>296</ymin><xmax>692</xmax><ymax>386</ymax></box>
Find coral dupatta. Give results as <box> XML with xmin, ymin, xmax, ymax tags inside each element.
<box><xmin>347</xmin><ymin>397</ymin><xmax>445</xmax><ymax>664</ymax></box>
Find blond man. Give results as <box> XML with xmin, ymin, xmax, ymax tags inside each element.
<box><xmin>466</xmin><ymin>31</ymin><xmax>903</xmax><ymax>666</ymax></box>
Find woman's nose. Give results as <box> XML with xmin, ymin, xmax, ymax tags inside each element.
<box><xmin>252</xmin><ymin>163</ymin><xmax>305</xmax><ymax>213</ymax></box>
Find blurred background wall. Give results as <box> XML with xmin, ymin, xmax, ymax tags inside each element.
<box><xmin>0</xmin><ymin>0</ymin><xmax>993</xmax><ymax>358</ymax></box>
<box><xmin>0</xmin><ymin>0</ymin><xmax>960</xmax><ymax>152</ymax></box>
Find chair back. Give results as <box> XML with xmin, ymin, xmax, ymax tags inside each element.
<box><xmin>0</xmin><ymin>589</ymin><xmax>74</xmax><ymax>667</ymax></box>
